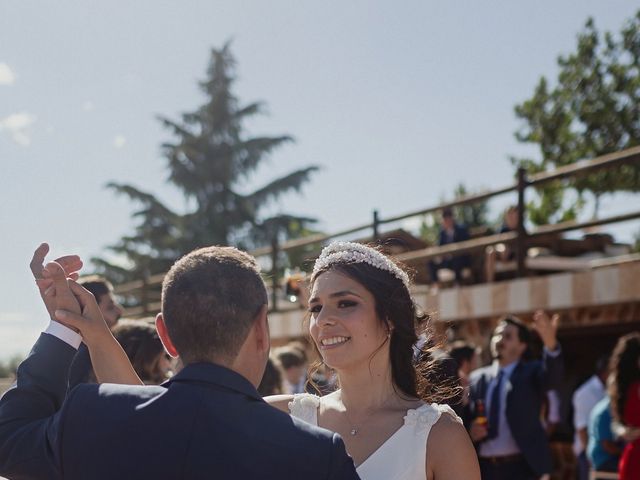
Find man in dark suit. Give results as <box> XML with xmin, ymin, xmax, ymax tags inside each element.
<box><xmin>0</xmin><ymin>244</ymin><xmax>359</xmax><ymax>480</ymax></box>
<box><xmin>468</xmin><ymin>312</ymin><xmax>563</xmax><ymax>480</ymax></box>
<box><xmin>429</xmin><ymin>207</ymin><xmax>472</xmax><ymax>284</ymax></box>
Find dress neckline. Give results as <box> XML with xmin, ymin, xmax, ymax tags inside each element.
<box><xmin>356</xmin><ymin>403</ymin><xmax>430</xmax><ymax>469</ymax></box>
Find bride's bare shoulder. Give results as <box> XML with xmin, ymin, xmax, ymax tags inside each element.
<box><xmin>426</xmin><ymin>410</ymin><xmax>480</xmax><ymax>479</ymax></box>
<box><xmin>265</xmin><ymin>394</ymin><xmax>296</xmax><ymax>413</ymax></box>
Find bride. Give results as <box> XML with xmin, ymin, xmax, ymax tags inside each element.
<box><xmin>268</xmin><ymin>242</ymin><xmax>479</xmax><ymax>479</ymax></box>
<box><xmin>37</xmin><ymin>241</ymin><xmax>479</xmax><ymax>480</ymax></box>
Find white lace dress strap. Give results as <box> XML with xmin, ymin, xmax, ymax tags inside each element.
<box><xmin>288</xmin><ymin>393</ymin><xmax>321</xmax><ymax>425</ymax></box>
<box><xmin>356</xmin><ymin>403</ymin><xmax>462</xmax><ymax>480</ymax></box>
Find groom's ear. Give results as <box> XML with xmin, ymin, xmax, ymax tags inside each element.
<box><xmin>156</xmin><ymin>313</ymin><xmax>179</xmax><ymax>358</ymax></box>
<box><xmin>253</xmin><ymin>305</ymin><xmax>270</xmax><ymax>356</ymax></box>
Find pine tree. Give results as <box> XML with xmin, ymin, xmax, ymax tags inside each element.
<box><xmin>93</xmin><ymin>43</ymin><xmax>318</xmax><ymax>290</ymax></box>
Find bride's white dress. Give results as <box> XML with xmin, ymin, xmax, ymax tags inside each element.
<box><xmin>288</xmin><ymin>393</ymin><xmax>461</xmax><ymax>480</ymax></box>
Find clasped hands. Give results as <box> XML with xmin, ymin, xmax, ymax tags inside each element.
<box><xmin>31</xmin><ymin>242</ymin><xmax>109</xmax><ymax>343</ymax></box>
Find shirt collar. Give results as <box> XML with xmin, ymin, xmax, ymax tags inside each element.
<box><xmin>162</xmin><ymin>362</ymin><xmax>263</xmax><ymax>402</ymax></box>
<box><xmin>491</xmin><ymin>359</ymin><xmax>518</xmax><ymax>378</ymax></box>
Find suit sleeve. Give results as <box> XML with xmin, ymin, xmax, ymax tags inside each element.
<box><xmin>537</xmin><ymin>346</ymin><xmax>564</xmax><ymax>392</ymax></box>
<box><xmin>327</xmin><ymin>433</ymin><xmax>360</xmax><ymax>479</ymax></box>
<box><xmin>0</xmin><ymin>333</ymin><xmax>76</xmax><ymax>479</ymax></box>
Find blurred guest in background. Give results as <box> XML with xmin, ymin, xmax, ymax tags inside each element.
<box><xmin>572</xmin><ymin>354</ymin><xmax>609</xmax><ymax>480</ymax></box>
<box><xmin>485</xmin><ymin>205</ymin><xmax>520</xmax><ymax>282</ymax></box>
<box><xmin>468</xmin><ymin>312</ymin><xmax>563</xmax><ymax>480</ymax></box>
<box><xmin>274</xmin><ymin>346</ymin><xmax>307</xmax><ymax>394</ymax></box>
<box><xmin>258</xmin><ymin>357</ymin><xmax>284</xmax><ymax>396</ymax></box>
<box><xmin>429</xmin><ymin>207</ymin><xmax>471</xmax><ymax>286</ymax></box>
<box><xmin>588</xmin><ymin>396</ymin><xmax>624</xmax><ymax>474</ymax></box>
<box><xmin>609</xmin><ymin>333</ymin><xmax>640</xmax><ymax>480</ymax></box>
<box><xmin>112</xmin><ymin>319</ymin><xmax>172</xmax><ymax>385</ymax></box>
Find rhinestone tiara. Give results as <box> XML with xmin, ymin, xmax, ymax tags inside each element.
<box><xmin>312</xmin><ymin>241</ymin><xmax>410</xmax><ymax>290</ymax></box>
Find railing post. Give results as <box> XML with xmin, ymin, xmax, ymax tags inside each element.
<box><xmin>373</xmin><ymin>210</ymin><xmax>380</xmax><ymax>243</ymax></box>
<box><xmin>516</xmin><ymin>167</ymin><xmax>528</xmax><ymax>277</ymax></box>
<box><xmin>270</xmin><ymin>235</ymin><xmax>279</xmax><ymax>311</ymax></box>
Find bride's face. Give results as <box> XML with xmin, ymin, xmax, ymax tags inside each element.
<box><xmin>308</xmin><ymin>270</ymin><xmax>388</xmax><ymax>371</ymax></box>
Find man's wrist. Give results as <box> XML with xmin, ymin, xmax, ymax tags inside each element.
<box><xmin>543</xmin><ymin>341</ymin><xmax>561</xmax><ymax>356</ymax></box>
<box><xmin>44</xmin><ymin>320</ymin><xmax>82</xmax><ymax>349</ymax></box>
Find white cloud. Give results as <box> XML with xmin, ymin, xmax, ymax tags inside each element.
<box><xmin>0</xmin><ymin>112</ymin><xmax>37</xmax><ymax>146</ymax></box>
<box><xmin>82</xmin><ymin>100</ymin><xmax>94</xmax><ymax>112</ymax></box>
<box><xmin>113</xmin><ymin>134</ymin><xmax>126</xmax><ymax>148</ymax></box>
<box><xmin>0</xmin><ymin>63</ymin><xmax>16</xmax><ymax>86</ymax></box>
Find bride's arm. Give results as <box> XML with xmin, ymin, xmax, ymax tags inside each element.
<box><xmin>55</xmin><ymin>279</ymin><xmax>144</xmax><ymax>386</ymax></box>
<box><xmin>41</xmin><ymin>261</ymin><xmax>143</xmax><ymax>386</ymax></box>
<box><xmin>426</xmin><ymin>413</ymin><xmax>480</xmax><ymax>480</ymax></box>
<box><xmin>264</xmin><ymin>394</ymin><xmax>296</xmax><ymax>413</ymax></box>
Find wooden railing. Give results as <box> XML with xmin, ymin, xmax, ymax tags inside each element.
<box><xmin>115</xmin><ymin>146</ymin><xmax>640</xmax><ymax>315</ymax></box>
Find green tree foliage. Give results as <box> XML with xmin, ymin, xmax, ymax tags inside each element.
<box><xmin>93</xmin><ymin>43</ymin><xmax>318</xmax><ymax>287</ymax></box>
<box><xmin>513</xmin><ymin>12</ymin><xmax>640</xmax><ymax>224</ymax></box>
<box><xmin>452</xmin><ymin>183</ymin><xmax>489</xmax><ymax>229</ymax></box>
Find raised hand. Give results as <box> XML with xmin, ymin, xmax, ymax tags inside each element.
<box><xmin>54</xmin><ymin>280</ymin><xmax>143</xmax><ymax>386</ymax></box>
<box><xmin>30</xmin><ymin>243</ymin><xmax>83</xmax><ymax>320</ymax></box>
<box><xmin>532</xmin><ymin>310</ymin><xmax>559</xmax><ymax>351</ymax></box>
<box><xmin>53</xmin><ymin>280</ymin><xmax>110</xmax><ymax>344</ymax></box>
<box><xmin>41</xmin><ymin>261</ymin><xmax>82</xmax><ymax>331</ymax></box>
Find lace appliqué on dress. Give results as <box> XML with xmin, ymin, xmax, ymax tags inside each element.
<box><xmin>403</xmin><ymin>403</ymin><xmax>463</xmax><ymax>436</ymax></box>
<box><xmin>288</xmin><ymin>393</ymin><xmax>320</xmax><ymax>425</ymax></box>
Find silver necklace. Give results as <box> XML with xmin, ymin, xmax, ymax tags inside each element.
<box><xmin>342</xmin><ymin>403</ymin><xmax>383</xmax><ymax>436</ymax></box>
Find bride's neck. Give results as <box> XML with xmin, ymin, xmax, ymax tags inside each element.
<box><xmin>336</xmin><ymin>353</ymin><xmax>399</xmax><ymax>412</ymax></box>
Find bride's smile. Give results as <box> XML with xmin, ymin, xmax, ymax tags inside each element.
<box><xmin>308</xmin><ymin>270</ymin><xmax>389</xmax><ymax>369</ymax></box>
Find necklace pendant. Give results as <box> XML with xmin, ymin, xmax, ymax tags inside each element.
<box><xmin>350</xmin><ymin>428</ymin><xmax>358</xmax><ymax>436</ymax></box>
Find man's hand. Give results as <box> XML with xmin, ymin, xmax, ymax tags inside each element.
<box><xmin>53</xmin><ymin>280</ymin><xmax>110</xmax><ymax>343</ymax></box>
<box><xmin>30</xmin><ymin>243</ymin><xmax>82</xmax><ymax>320</ymax></box>
<box><xmin>41</xmin><ymin>261</ymin><xmax>82</xmax><ymax>331</ymax></box>
<box><xmin>620</xmin><ymin>426</ymin><xmax>640</xmax><ymax>442</ymax></box>
<box><xmin>532</xmin><ymin>310</ymin><xmax>559</xmax><ymax>351</ymax></box>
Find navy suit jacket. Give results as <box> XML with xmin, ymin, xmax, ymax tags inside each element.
<box><xmin>438</xmin><ymin>223</ymin><xmax>470</xmax><ymax>246</ymax></box>
<box><xmin>468</xmin><ymin>349</ymin><xmax>564</xmax><ymax>477</ymax></box>
<box><xmin>0</xmin><ymin>333</ymin><xmax>359</xmax><ymax>480</ymax></box>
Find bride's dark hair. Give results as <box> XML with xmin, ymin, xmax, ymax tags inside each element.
<box><xmin>309</xmin><ymin>247</ymin><xmax>458</xmax><ymax>403</ymax></box>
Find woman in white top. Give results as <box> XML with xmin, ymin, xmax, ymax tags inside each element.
<box><xmin>42</xmin><ymin>241</ymin><xmax>479</xmax><ymax>480</ymax></box>
<box><xmin>266</xmin><ymin>242</ymin><xmax>479</xmax><ymax>480</ymax></box>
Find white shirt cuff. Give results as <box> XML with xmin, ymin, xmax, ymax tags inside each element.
<box><xmin>544</xmin><ymin>345</ymin><xmax>562</xmax><ymax>357</ymax></box>
<box><xmin>44</xmin><ymin>321</ymin><xmax>83</xmax><ymax>349</ymax></box>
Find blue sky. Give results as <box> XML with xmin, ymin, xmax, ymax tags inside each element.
<box><xmin>1</xmin><ymin>1</ymin><xmax>639</xmax><ymax>360</ymax></box>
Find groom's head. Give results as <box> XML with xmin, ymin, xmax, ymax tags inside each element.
<box><xmin>155</xmin><ymin>246</ymin><xmax>270</xmax><ymax>386</ymax></box>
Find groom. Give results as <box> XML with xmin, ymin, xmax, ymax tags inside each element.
<box><xmin>0</xmin><ymin>244</ymin><xmax>359</xmax><ymax>480</ymax></box>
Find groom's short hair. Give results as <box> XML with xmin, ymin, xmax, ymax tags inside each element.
<box><xmin>161</xmin><ymin>246</ymin><xmax>268</xmax><ymax>364</ymax></box>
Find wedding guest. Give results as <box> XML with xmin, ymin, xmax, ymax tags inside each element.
<box><xmin>609</xmin><ymin>333</ymin><xmax>640</xmax><ymax>479</ymax></box>
<box><xmin>112</xmin><ymin>319</ymin><xmax>172</xmax><ymax>385</ymax></box>
<box><xmin>468</xmin><ymin>313</ymin><xmax>564</xmax><ymax>480</ymax></box>
<box><xmin>572</xmin><ymin>355</ymin><xmax>609</xmax><ymax>480</ymax></box>
<box><xmin>257</xmin><ymin>357</ymin><xmax>284</xmax><ymax>396</ymax></box>
<box><xmin>484</xmin><ymin>205</ymin><xmax>520</xmax><ymax>282</ymax></box>
<box><xmin>588</xmin><ymin>396</ymin><xmax>623</xmax><ymax>473</ymax></box>
<box><xmin>0</xmin><ymin>244</ymin><xmax>359</xmax><ymax>480</ymax></box>
<box><xmin>274</xmin><ymin>345</ymin><xmax>307</xmax><ymax>394</ymax></box>
<box><xmin>429</xmin><ymin>207</ymin><xmax>472</xmax><ymax>285</ymax></box>
<box><xmin>448</xmin><ymin>341</ymin><xmax>480</xmax><ymax>423</ymax></box>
